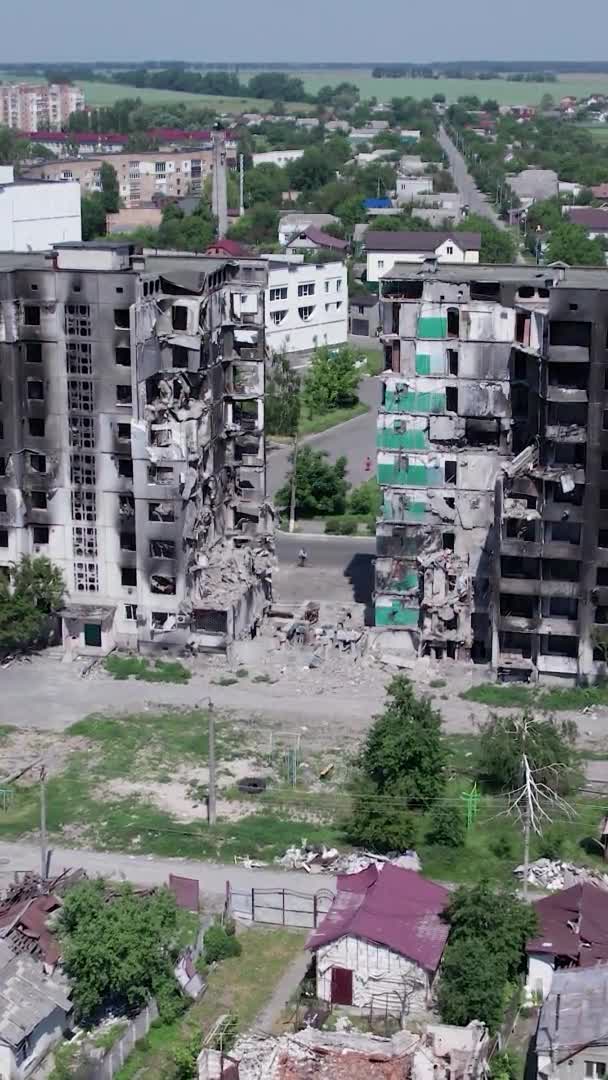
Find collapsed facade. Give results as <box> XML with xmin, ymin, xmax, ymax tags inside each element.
<box><xmin>376</xmin><ymin>261</ymin><xmax>608</xmax><ymax>683</ymax></box>
<box><xmin>0</xmin><ymin>241</ymin><xmax>272</xmax><ymax>653</ymax></box>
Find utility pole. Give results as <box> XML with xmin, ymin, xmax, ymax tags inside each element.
<box><xmin>239</xmin><ymin>154</ymin><xmax>245</xmax><ymax>218</ymax></box>
<box><xmin>39</xmin><ymin>766</ymin><xmax>47</xmax><ymax>879</ymax></box>
<box><xmin>288</xmin><ymin>430</ymin><xmax>299</xmax><ymax>534</ymax></box>
<box><xmin>522</xmin><ymin>804</ymin><xmax>531</xmax><ymax>901</ymax></box>
<box><xmin>207</xmin><ymin>700</ymin><xmax>216</xmax><ymax>826</ymax></box>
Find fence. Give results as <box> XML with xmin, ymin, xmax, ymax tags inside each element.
<box><xmin>82</xmin><ymin>1000</ymin><xmax>159</xmax><ymax>1080</ymax></box>
<box><xmin>228</xmin><ymin>884</ymin><xmax>334</xmax><ymax>929</ymax></box>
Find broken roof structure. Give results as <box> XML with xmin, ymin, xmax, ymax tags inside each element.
<box><xmin>528</xmin><ymin>884</ymin><xmax>608</xmax><ymax>966</ymax></box>
<box><xmin>0</xmin><ymin>894</ymin><xmax>62</xmax><ymax>967</ymax></box>
<box><xmin>536</xmin><ymin>966</ymin><xmax>608</xmax><ymax>1059</ymax></box>
<box><xmin>307</xmin><ymin>864</ymin><xmax>449</xmax><ymax>974</ymax></box>
<box><xmin>0</xmin><ymin>940</ymin><xmax>71</xmax><ymax>1055</ymax></box>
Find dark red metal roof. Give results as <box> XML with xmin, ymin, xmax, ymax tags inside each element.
<box><xmin>301</xmin><ymin>225</ymin><xmax>349</xmax><ymax>250</ymax></box>
<box><xmin>307</xmin><ymin>864</ymin><xmax>449</xmax><ymax>973</ymax></box>
<box><xmin>528</xmin><ymin>884</ymin><xmax>608</xmax><ymax>965</ymax></box>
<box><xmin>206</xmin><ymin>238</ymin><xmax>250</xmax><ymax>257</ymax></box>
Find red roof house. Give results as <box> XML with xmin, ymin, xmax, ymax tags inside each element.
<box><xmin>307</xmin><ymin>864</ymin><xmax>449</xmax><ymax>1011</ymax></box>
<box><xmin>205</xmin><ymin>238</ymin><xmax>251</xmax><ymax>258</ymax></box>
<box><xmin>526</xmin><ymin>883</ymin><xmax>608</xmax><ymax>1001</ymax></box>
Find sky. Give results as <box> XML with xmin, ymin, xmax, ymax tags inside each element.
<box><xmin>3</xmin><ymin>0</ymin><xmax>608</xmax><ymax>64</ymax></box>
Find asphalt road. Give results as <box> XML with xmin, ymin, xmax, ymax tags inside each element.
<box><xmin>0</xmin><ymin>839</ymin><xmax>336</xmax><ymax>907</ymax></box>
<box><xmin>274</xmin><ymin>532</ymin><xmax>376</xmax><ymax>608</ymax></box>
<box><xmin>438</xmin><ymin>125</ymin><xmax>504</xmax><ymax>228</ymax></box>
<box><xmin>267</xmin><ymin>376</ymin><xmax>380</xmax><ymax>498</ymax></box>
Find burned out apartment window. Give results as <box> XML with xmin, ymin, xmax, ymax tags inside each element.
<box><xmin>121</xmin><ymin>567</ymin><xmax>137</xmax><ymax>587</ymax></box>
<box><xmin>67</xmin><ymin>342</ymin><xmax>92</xmax><ymax>375</ymax></box>
<box><xmin>444</xmin><ymin>460</ymin><xmax>457</xmax><ymax>485</ymax></box>
<box><xmin>120</xmin><ymin>532</ymin><xmax>136</xmax><ymax>551</ymax></box>
<box><xmin>597</xmin><ymin>567</ymin><xmax>608</xmax><ymax>586</ymax></box>
<box><xmin>172</xmin><ymin>306</ymin><xmax>189</xmax><ymax>331</ymax></box>
<box><xmin>28</xmin><ymin>418</ymin><xmax>45</xmax><ymax>438</ymax></box>
<box><xmin>71</xmin><ymin>453</ymin><xmax>95</xmax><ymax>487</ymax></box>
<box><xmin>447</xmin><ymin>307</ymin><xmax>459</xmax><ymax>337</ymax></box>
<box><xmin>599</xmin><ymin>530</ymin><xmax>608</xmax><ymax>549</ymax></box>
<box><xmin>446</xmin><ymin>387</ymin><xmax>458</xmax><ymax>413</ymax></box>
<box><xmin>150</xmin><ymin>539</ymin><xmax>176</xmax><ymax>559</ymax></box>
<box><xmin>29</xmin><ymin>453</ymin><xmax>46</xmax><ymax>474</ymax></box>
<box><xmin>72</xmin><ymin>526</ymin><xmax>97</xmax><ymax>558</ymax></box>
<box><xmin>65</xmin><ymin>304</ymin><xmax>91</xmax><ymax>337</ymax></box>
<box><xmin>172</xmin><ymin>346</ymin><xmax>189</xmax><ymax>369</ymax></box>
<box><xmin>72</xmin><ymin>490</ymin><xmax>96</xmax><ymax>522</ymax></box>
<box><xmin>150</xmin><ymin>574</ymin><xmax>176</xmax><ymax>595</ymax></box>
<box><xmin>25</xmin><ymin>342</ymin><xmax>42</xmax><ymax>363</ymax></box>
<box><xmin>68</xmin><ymin>379</ymin><xmax>94</xmax><ymax>413</ymax></box>
<box><xmin>74</xmin><ymin>561</ymin><xmax>99</xmax><ymax>593</ymax></box>
<box><xmin>31</xmin><ymin>490</ymin><xmax>47</xmax><ymax>509</ymax></box>
<box><xmin>148</xmin><ymin>502</ymin><xmax>175</xmax><ymax>522</ymax></box>
<box><xmin>0</xmin><ymin>494</ymin><xmax>5</xmax><ymax>513</ymax></box>
<box><xmin>32</xmin><ymin>525</ymin><xmax>49</xmax><ymax>545</ymax></box>
<box><xmin>148</xmin><ymin>465</ymin><xmax>173</xmax><ymax>484</ymax></box>
<box><xmin>69</xmin><ymin>416</ymin><xmax>95</xmax><ymax>449</ymax></box>
<box><xmin>442</xmin><ymin>532</ymin><xmax>455</xmax><ymax>551</ymax></box>
<box><xmin>447</xmin><ymin>349</ymin><xmax>458</xmax><ymax>376</ymax></box>
<box><xmin>125</xmin><ymin>604</ymin><xmax>138</xmax><ymax>621</ymax></box>
<box><xmin>117</xmin><ymin>423</ymin><xmax>131</xmax><ymax>440</ymax></box>
<box><xmin>115</xmin><ymin>347</ymin><xmax>131</xmax><ymax>367</ymax></box>
<box><xmin>0</xmin><ymin>457</ymin><xmax>6</xmax><ymax>476</ymax></box>
<box><xmin>0</xmin><ymin>528</ymin><xmax>7</xmax><ymax>547</ymax></box>
<box><xmin>114</xmin><ymin>308</ymin><xmax>130</xmax><ymax>330</ymax></box>
<box><xmin>24</xmin><ymin>305</ymin><xmax>40</xmax><ymax>326</ymax></box>
<box><xmin>151</xmin><ymin>611</ymin><xmax>169</xmax><ymax>630</ymax></box>
<box><xmin>27</xmin><ymin>379</ymin><xmax>44</xmax><ymax>400</ymax></box>
<box><xmin>117</xmin><ymin>458</ymin><xmax>133</xmax><ymax>478</ymax></box>
<box><xmin>116</xmin><ymin>384</ymin><xmax>132</xmax><ymax>406</ymax></box>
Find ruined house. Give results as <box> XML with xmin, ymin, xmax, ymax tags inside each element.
<box><xmin>376</xmin><ymin>261</ymin><xmax>608</xmax><ymax>683</ymax></box>
<box><xmin>0</xmin><ymin>241</ymin><xmax>271</xmax><ymax>653</ymax></box>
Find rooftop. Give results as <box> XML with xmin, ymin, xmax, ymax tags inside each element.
<box><xmin>536</xmin><ymin>966</ymin><xmax>608</xmax><ymax>1055</ymax></box>
<box><xmin>365</xmin><ymin>230</ymin><xmax>481</xmax><ymax>252</ymax></box>
<box><xmin>0</xmin><ymin>942</ymin><xmax>71</xmax><ymax>1049</ymax></box>
<box><xmin>307</xmin><ymin>864</ymin><xmax>449</xmax><ymax>974</ymax></box>
<box><xmin>528</xmin><ymin>883</ymin><xmax>608</xmax><ymax>965</ymax></box>
<box><xmin>567</xmin><ymin>207</ymin><xmax>608</xmax><ymax>230</ymax></box>
<box><xmin>380</xmin><ymin>261</ymin><xmax>608</xmax><ymax>290</ymax></box>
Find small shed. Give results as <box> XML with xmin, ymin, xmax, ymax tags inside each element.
<box><xmin>307</xmin><ymin>864</ymin><xmax>449</xmax><ymax>1013</ymax></box>
<box><xmin>526</xmin><ymin>883</ymin><xmax>608</xmax><ymax>1001</ymax></box>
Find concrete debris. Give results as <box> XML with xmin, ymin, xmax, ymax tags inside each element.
<box><xmin>274</xmin><ymin>841</ymin><xmax>421</xmax><ymax>876</ymax></box>
<box><xmin>513</xmin><ymin>858</ymin><xmax>608</xmax><ymax>892</ymax></box>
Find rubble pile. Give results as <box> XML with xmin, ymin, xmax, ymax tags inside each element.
<box><xmin>513</xmin><ymin>858</ymin><xmax>608</xmax><ymax>891</ymax></box>
<box><xmin>274</xmin><ymin>841</ymin><xmax>421</xmax><ymax>875</ymax></box>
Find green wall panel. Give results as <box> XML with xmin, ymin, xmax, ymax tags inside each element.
<box><xmin>384</xmin><ymin>390</ymin><xmax>446</xmax><ymax>413</ymax></box>
<box><xmin>415</xmin><ymin>353</ymin><xmax>431</xmax><ymax>375</ymax></box>
<box><xmin>375</xmin><ymin>603</ymin><xmax>420</xmax><ymax>627</ymax></box>
<box><xmin>377</xmin><ymin>428</ymin><xmax>428</xmax><ymax>450</ymax></box>
<box><xmin>417</xmin><ymin>315</ymin><xmax>447</xmax><ymax>339</ymax></box>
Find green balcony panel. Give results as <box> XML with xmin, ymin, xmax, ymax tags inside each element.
<box><xmin>376</xmin><ymin>428</ymin><xmax>428</xmax><ymax>450</ymax></box>
<box><xmin>417</xmin><ymin>315</ymin><xmax>447</xmax><ymax>339</ymax></box>
<box><xmin>375</xmin><ymin>603</ymin><xmax>420</xmax><ymax>627</ymax></box>
<box><xmin>415</xmin><ymin>353</ymin><xmax>431</xmax><ymax>375</ymax></box>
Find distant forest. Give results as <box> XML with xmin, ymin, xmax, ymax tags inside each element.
<box><xmin>3</xmin><ymin>60</ymin><xmax>608</xmax><ymax>75</ymax></box>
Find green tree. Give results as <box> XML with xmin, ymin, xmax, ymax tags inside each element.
<box><xmin>286</xmin><ymin>147</ymin><xmax>336</xmax><ymax>192</ymax></box>
<box><xmin>425</xmin><ymin>800</ymin><xmax>466</xmax><ymax>847</ymax></box>
<box><xmin>228</xmin><ymin>203</ymin><xmax>279</xmax><ymax>245</ymax></box>
<box><xmin>276</xmin><ymin>447</ymin><xmax>348</xmax><ymax>518</ymax></box>
<box><xmin>545</xmin><ymin>222</ymin><xmax>605</xmax><ymax>265</ymax></box>
<box><xmin>0</xmin><ymin>126</ymin><xmax>31</xmax><ymax>167</ymax></box>
<box><xmin>266</xmin><ymin>352</ymin><xmax>301</xmax><ymax>437</ymax></box>
<box><xmin>347</xmin><ymin>776</ymin><xmax>419</xmax><ymax>853</ymax></box>
<box><xmin>59</xmin><ymin>881</ymin><xmax>183</xmax><ymax>1023</ymax></box>
<box><xmin>457</xmin><ymin>213</ymin><xmax>515</xmax><ymax>263</ymax></box>
<box><xmin>302</xmin><ymin>344</ymin><xmax>360</xmax><ymax>418</ymax></box>
<box><xmin>438</xmin><ymin>882</ymin><xmax>537</xmax><ymax>1031</ymax></box>
<box><xmin>477</xmin><ymin>712</ymin><xmax>579</xmax><ymax>794</ymax></box>
<box><xmin>12</xmin><ymin>555</ymin><xmax>64</xmax><ymax>614</ymax></box>
<box><xmin>0</xmin><ymin>556</ymin><xmax>64</xmax><ymax>653</ymax></box>
<box><xmin>81</xmin><ymin>193</ymin><xmax>107</xmax><ymax>240</ymax></box>
<box><xmin>99</xmin><ymin>162</ymin><xmax>120</xmax><ymax>213</ymax></box>
<box><xmin>360</xmin><ymin>676</ymin><xmax>447</xmax><ymax>806</ymax></box>
<box><xmin>245</xmin><ymin>163</ymin><xmax>286</xmax><ymax>207</ymax></box>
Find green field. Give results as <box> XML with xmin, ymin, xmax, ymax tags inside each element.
<box><xmin>78</xmin><ymin>80</ymin><xmax>281</xmax><ymax>113</ymax></box>
<box><xmin>582</xmin><ymin>124</ymin><xmax>608</xmax><ymax>143</ymax></box>
<box><xmin>240</xmin><ymin>68</ymin><xmax>608</xmax><ymax>106</ymax></box>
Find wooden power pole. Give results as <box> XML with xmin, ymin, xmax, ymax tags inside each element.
<box><xmin>39</xmin><ymin>766</ymin><xmax>47</xmax><ymax>879</ymax></box>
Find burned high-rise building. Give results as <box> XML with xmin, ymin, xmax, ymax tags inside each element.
<box><xmin>376</xmin><ymin>261</ymin><xmax>608</xmax><ymax>684</ymax></box>
<box><xmin>0</xmin><ymin>242</ymin><xmax>272</xmax><ymax>652</ymax></box>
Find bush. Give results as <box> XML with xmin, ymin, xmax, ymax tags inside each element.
<box><xmin>425</xmin><ymin>801</ymin><xmax>466</xmax><ymax>848</ymax></box>
<box><xmin>324</xmin><ymin>515</ymin><xmax>359</xmax><ymax>535</ymax></box>
<box><xmin>203</xmin><ymin>923</ymin><xmax>242</xmax><ymax>964</ymax></box>
<box><xmin>346</xmin><ymin>777</ymin><xmax>419</xmax><ymax>853</ymax></box>
<box><xmin>536</xmin><ymin>823</ymin><xmax>567</xmax><ymax>860</ymax></box>
<box><xmin>489</xmin><ymin>829</ymin><xmax>519</xmax><ymax>861</ymax></box>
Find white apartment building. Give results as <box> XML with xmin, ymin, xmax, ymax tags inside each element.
<box><xmin>264</xmin><ymin>256</ymin><xmax>348</xmax><ymax>354</ymax></box>
<box><xmin>252</xmin><ymin>149</ymin><xmax>304</xmax><ymax>168</ymax></box>
<box><xmin>0</xmin><ymin>167</ymin><xmax>81</xmax><ymax>251</ymax></box>
<box><xmin>0</xmin><ymin>82</ymin><xmax>84</xmax><ymax>131</ymax></box>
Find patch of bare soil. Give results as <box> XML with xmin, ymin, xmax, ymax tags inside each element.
<box><xmin>1</xmin><ymin>729</ymin><xmax>90</xmax><ymax>782</ymax></box>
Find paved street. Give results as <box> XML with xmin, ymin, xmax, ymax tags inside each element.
<box><xmin>438</xmin><ymin>125</ymin><xmax>504</xmax><ymax>228</ymax></box>
<box><xmin>0</xmin><ymin>839</ymin><xmax>336</xmax><ymax>906</ymax></box>
<box><xmin>275</xmin><ymin>532</ymin><xmax>375</xmax><ymax>607</ymax></box>
<box><xmin>267</xmin><ymin>376</ymin><xmax>380</xmax><ymax>498</ymax></box>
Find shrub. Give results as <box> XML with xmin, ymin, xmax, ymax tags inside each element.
<box><xmin>203</xmin><ymin>924</ymin><xmax>242</xmax><ymax>964</ymax></box>
<box><xmin>425</xmin><ymin>801</ymin><xmax>466</xmax><ymax>848</ymax></box>
<box><xmin>536</xmin><ymin>823</ymin><xmax>567</xmax><ymax>860</ymax></box>
<box><xmin>324</xmin><ymin>515</ymin><xmax>358</xmax><ymax>535</ymax></box>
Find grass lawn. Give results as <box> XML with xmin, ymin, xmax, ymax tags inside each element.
<box><xmin>78</xmin><ymin>80</ymin><xmax>304</xmax><ymax>114</ymax></box>
<box><xmin>0</xmin><ymin>709</ymin><xmax>340</xmax><ymax>860</ymax></box>
<box><xmin>115</xmin><ymin>927</ymin><xmax>306</xmax><ymax>1080</ymax></box>
<box><xmin>104</xmin><ymin>655</ymin><xmax>191</xmax><ymax>683</ymax></box>
<box><xmin>580</xmin><ymin>125</ymin><xmax>608</xmax><ymax>143</ymax></box>
<box><xmin>461</xmin><ymin>682</ymin><xmax>608</xmax><ymax>711</ymax></box>
<box><xmin>298</xmin><ymin>400</ymin><xmax>368</xmax><ymax>436</ymax></box>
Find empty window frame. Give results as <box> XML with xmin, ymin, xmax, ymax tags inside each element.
<box><xmin>70</xmin><ymin>453</ymin><xmax>96</xmax><ymax>487</ymax></box>
<box><xmin>69</xmin><ymin>416</ymin><xmax>95</xmax><ymax>449</ymax></box>
<box><xmin>125</xmin><ymin>604</ymin><xmax>138</xmax><ymax>621</ymax></box>
<box><xmin>25</xmin><ymin>342</ymin><xmax>42</xmax><ymax>363</ymax></box>
<box><xmin>117</xmin><ymin>458</ymin><xmax>133</xmax><ymax>478</ymax></box>
<box><xmin>121</xmin><ymin>567</ymin><xmax>137</xmax><ymax>587</ymax></box>
<box><xmin>116</xmin><ymin>384</ymin><xmax>132</xmax><ymax>405</ymax></box>
<box><xmin>27</xmin><ymin>379</ymin><xmax>44</xmax><ymax>400</ymax></box>
<box><xmin>66</xmin><ymin>341</ymin><xmax>92</xmax><ymax>375</ymax></box>
<box><xmin>115</xmin><ymin>347</ymin><xmax>131</xmax><ymax>367</ymax></box>
<box><xmin>64</xmin><ymin>304</ymin><xmax>91</xmax><ymax>336</ymax></box>
<box><xmin>72</xmin><ymin>526</ymin><xmax>98</xmax><ymax>558</ymax></box>
<box><xmin>23</xmin><ymin>305</ymin><xmax>40</xmax><ymax>326</ymax></box>
<box><xmin>74</xmin><ymin>561</ymin><xmax>99</xmax><ymax>593</ymax></box>
<box><xmin>68</xmin><ymin>379</ymin><xmax>94</xmax><ymax>412</ymax></box>
<box><xmin>149</xmin><ymin>539</ymin><xmax>176</xmax><ymax>559</ymax></box>
<box><xmin>444</xmin><ymin>460</ymin><xmax>457</xmax><ymax>485</ymax></box>
<box><xmin>32</xmin><ymin>525</ymin><xmax>49</xmax><ymax>545</ymax></box>
<box><xmin>148</xmin><ymin>465</ymin><xmax>173</xmax><ymax>484</ymax></box>
<box><xmin>71</xmin><ymin>490</ymin><xmax>96</xmax><ymax>522</ymax></box>
<box><xmin>28</xmin><ymin>453</ymin><xmax>46</xmax><ymax>474</ymax></box>
<box><xmin>28</xmin><ymin>418</ymin><xmax>45</xmax><ymax>437</ymax></box>
<box><xmin>114</xmin><ymin>308</ymin><xmax>130</xmax><ymax>329</ymax></box>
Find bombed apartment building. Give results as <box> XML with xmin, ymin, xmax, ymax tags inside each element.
<box><xmin>376</xmin><ymin>261</ymin><xmax>608</xmax><ymax>683</ymax></box>
<box><xmin>0</xmin><ymin>241</ymin><xmax>271</xmax><ymax>653</ymax></box>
